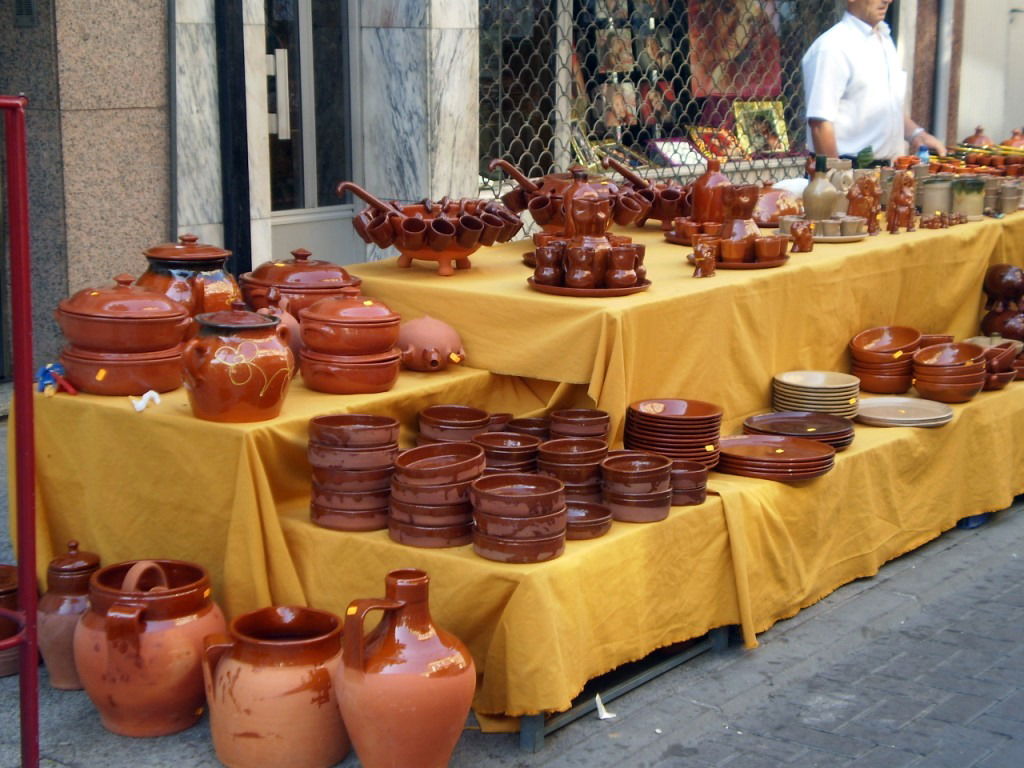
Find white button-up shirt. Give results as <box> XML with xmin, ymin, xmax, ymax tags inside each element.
<box><xmin>802</xmin><ymin>12</ymin><xmax>907</xmax><ymax>160</ymax></box>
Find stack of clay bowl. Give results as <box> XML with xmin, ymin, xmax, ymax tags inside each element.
<box><xmin>548</xmin><ymin>409</ymin><xmax>610</xmax><ymax>441</ymax></box>
<box><xmin>670</xmin><ymin>460</ymin><xmax>709</xmax><ymax>506</ymax></box>
<box><xmin>623</xmin><ymin>399</ymin><xmax>723</xmax><ymax>468</ymax></box>
<box><xmin>388</xmin><ymin>442</ymin><xmax>485</xmax><ymax>547</ymax></box>
<box><xmin>772</xmin><ymin>371</ymin><xmax>860</xmax><ymax>418</ymax></box>
<box><xmin>472</xmin><ymin>432</ymin><xmax>541</xmax><ymax>475</ymax></box>
<box><xmin>980</xmin><ymin>342</ymin><xmax>1020</xmax><ymax>390</ymax></box>
<box><xmin>600</xmin><ymin>452</ymin><xmax>673</xmax><ymax>522</ymax></box>
<box><xmin>911</xmin><ymin>342</ymin><xmax>987</xmax><ymax>403</ymax></box>
<box><xmin>506</xmin><ymin>417</ymin><xmax>550</xmax><ymax>440</ymax></box>
<box><xmin>308</xmin><ymin>415</ymin><xmax>400</xmax><ymax>531</ymax></box>
<box><xmin>565</xmin><ymin>499</ymin><xmax>613</xmax><ymax>540</ymax></box>
<box><xmin>470</xmin><ymin>473</ymin><xmax>567</xmax><ymax>563</ymax></box>
<box><xmin>299</xmin><ymin>295</ymin><xmax>401</xmax><ymax>394</ymax></box>
<box><xmin>743</xmin><ymin>411</ymin><xmax>855</xmax><ymax>452</ymax></box>
<box><xmin>848</xmin><ymin>326</ymin><xmax>922</xmax><ymax>394</ymax></box>
<box><xmin>537</xmin><ymin>437</ymin><xmax>609</xmax><ymax>502</ymax></box>
<box><xmin>716</xmin><ymin>435</ymin><xmax>835</xmax><ymax>482</ymax></box>
<box><xmin>418</xmin><ymin>404</ymin><xmax>491</xmax><ymax>445</ymax></box>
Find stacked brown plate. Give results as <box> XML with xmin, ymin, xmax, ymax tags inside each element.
<box><xmin>623</xmin><ymin>399</ymin><xmax>723</xmax><ymax>468</ymax></box>
<box><xmin>417</xmin><ymin>404</ymin><xmax>491</xmax><ymax>445</ymax></box>
<box><xmin>470</xmin><ymin>474</ymin><xmax>567</xmax><ymax>563</ymax></box>
<box><xmin>911</xmin><ymin>342</ymin><xmax>987</xmax><ymax>403</ymax></box>
<box><xmin>537</xmin><ymin>438</ymin><xmax>608</xmax><ymax>502</ymax></box>
<box><xmin>743</xmin><ymin>411</ymin><xmax>855</xmax><ymax>451</ymax></box>
<box><xmin>308</xmin><ymin>414</ymin><xmax>400</xmax><ymax>531</ymax></box>
<box><xmin>472</xmin><ymin>431</ymin><xmax>541</xmax><ymax>474</ymax></box>
<box><xmin>772</xmin><ymin>371</ymin><xmax>859</xmax><ymax>418</ymax></box>
<box><xmin>549</xmin><ymin>409</ymin><xmax>610</xmax><ymax>440</ymax></box>
<box><xmin>848</xmin><ymin>326</ymin><xmax>920</xmax><ymax>394</ymax></box>
<box><xmin>601</xmin><ymin>452</ymin><xmax>673</xmax><ymax>522</ymax></box>
<box><xmin>671</xmin><ymin>460</ymin><xmax>709</xmax><ymax>506</ymax></box>
<box><xmin>388</xmin><ymin>443</ymin><xmax>485</xmax><ymax>547</ymax></box>
<box><xmin>716</xmin><ymin>435</ymin><xmax>835</xmax><ymax>482</ymax></box>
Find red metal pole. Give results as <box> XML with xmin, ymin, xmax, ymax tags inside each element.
<box><xmin>1</xmin><ymin>93</ymin><xmax>40</xmax><ymax>768</ymax></box>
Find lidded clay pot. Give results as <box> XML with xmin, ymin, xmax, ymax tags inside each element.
<box><xmin>299</xmin><ymin>295</ymin><xmax>401</xmax><ymax>356</ymax></box>
<box><xmin>204</xmin><ymin>606</ymin><xmax>350</xmax><ymax>768</ymax></box>
<box><xmin>38</xmin><ymin>541</ymin><xmax>100</xmax><ymax>690</ymax></box>
<box><xmin>56</xmin><ymin>274</ymin><xmax>191</xmax><ymax>353</ymax></box>
<box><xmin>135</xmin><ymin>233</ymin><xmax>241</xmax><ymax>316</ymax></box>
<box><xmin>691</xmin><ymin>158</ymin><xmax>731</xmax><ymax>224</ymax></box>
<box><xmin>73</xmin><ymin>559</ymin><xmax>227</xmax><ymax>737</ymax></box>
<box><xmin>398</xmin><ymin>315</ymin><xmax>466</xmax><ymax>372</ymax></box>
<box><xmin>963</xmin><ymin>126</ymin><xmax>992</xmax><ymax>148</ymax></box>
<box><xmin>0</xmin><ymin>564</ymin><xmax>19</xmax><ymax>677</ymax></box>
<box><xmin>241</xmin><ymin>247</ymin><xmax>362</xmax><ymax>316</ymax></box>
<box><xmin>183</xmin><ymin>301</ymin><xmax>294</xmax><ymax>422</ymax></box>
<box><xmin>336</xmin><ymin>568</ymin><xmax>476</xmax><ymax>768</ymax></box>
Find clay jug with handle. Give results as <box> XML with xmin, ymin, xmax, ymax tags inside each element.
<box><xmin>335</xmin><ymin>569</ymin><xmax>476</xmax><ymax>768</ymax></box>
<box><xmin>38</xmin><ymin>540</ymin><xmax>100</xmax><ymax>689</ymax></box>
<box><xmin>803</xmin><ymin>155</ymin><xmax>840</xmax><ymax>220</ymax></box>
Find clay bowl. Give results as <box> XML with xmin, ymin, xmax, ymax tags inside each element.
<box><xmin>60</xmin><ymin>345</ymin><xmax>183</xmax><ymax>396</ymax></box>
<box><xmin>482</xmin><ymin>463</ymin><xmax>536</xmax><ymax>476</ymax></box>
<box><xmin>628</xmin><ymin>399</ymin><xmax>723</xmax><ymax>422</ymax></box>
<box><xmin>419</xmin><ymin>422</ymin><xmax>491</xmax><ymax>443</ymax></box>
<box><xmin>912</xmin><ymin>342</ymin><xmax>986</xmax><ymax>367</ymax></box>
<box><xmin>473</xmin><ymin>506</ymin><xmax>568</xmax><ymax>540</ymax></box>
<box><xmin>536</xmin><ymin>459</ymin><xmax>602</xmax><ymax>485</ymax></box>
<box><xmin>919</xmin><ymin>334</ymin><xmax>955</xmax><ymax>348</ymax></box>
<box><xmin>672</xmin><ymin>487</ymin><xmax>708</xmax><ymax>506</ymax></box>
<box><xmin>850</xmin><ymin>357</ymin><xmax>913</xmax><ymax>373</ymax></box>
<box><xmin>549</xmin><ymin>425</ymin><xmax>609</xmax><ymax>440</ymax></box>
<box><xmin>472</xmin><ymin>530</ymin><xmax>565</xmax><ymax>564</ymax></box>
<box><xmin>912</xmin><ymin>379</ymin><xmax>985</xmax><ymax>403</ymax></box>
<box><xmin>312</xmin><ymin>484</ymin><xmax>391</xmax><ymax>512</ymax></box>
<box><xmin>308</xmin><ymin>414</ymin><xmax>400</xmax><ymax>448</ymax></box>
<box><xmin>853</xmin><ymin>372</ymin><xmax>913</xmax><ymax>394</ymax></box>
<box><xmin>670</xmin><ymin>460</ymin><xmax>709</xmax><ymax>490</ymax></box>
<box><xmin>419</xmin><ymin>404</ymin><xmax>490</xmax><ymax>429</ymax></box>
<box><xmin>307</xmin><ymin>441</ymin><xmax>399</xmax><ymax>471</ymax></box>
<box><xmin>984</xmin><ymin>344</ymin><xmax>1019</xmax><ymax>373</ymax></box>
<box><xmin>963</xmin><ymin>336</ymin><xmax>1024</xmax><ymax>356</ymax></box>
<box><xmin>600</xmin><ymin>453</ymin><xmax>673</xmax><ymax>494</ymax></box>
<box><xmin>473</xmin><ymin>431</ymin><xmax>542</xmax><ymax>457</ymax></box>
<box><xmin>299</xmin><ymin>317</ymin><xmax>400</xmax><ymax>356</ymax></box>
<box><xmin>300</xmin><ymin>348</ymin><xmax>401</xmax><ymax>394</ymax></box>
<box><xmin>563</xmin><ymin>488</ymin><xmax>603</xmax><ymax>504</ymax></box>
<box><xmin>602</xmin><ymin>489</ymin><xmax>673</xmax><ymax>523</ymax></box>
<box><xmin>310</xmin><ymin>503</ymin><xmax>388</xmax><ymax>532</ymax></box>
<box><xmin>984</xmin><ymin>370</ymin><xmax>1017</xmax><ymax>390</ymax></box>
<box><xmin>912</xmin><ymin>360</ymin><xmax>987</xmax><ymax>377</ymax></box>
<box><xmin>538</xmin><ymin>438</ymin><xmax>608</xmax><ymax>465</ymax></box>
<box><xmin>912</xmin><ymin>368</ymin><xmax>987</xmax><ymax>385</ymax></box>
<box><xmin>393</xmin><ymin>442</ymin><xmax>485</xmax><ymax>485</ymax></box>
<box><xmin>505</xmin><ymin>418</ymin><xmax>550</xmax><ymax>440</ymax></box>
<box><xmin>548</xmin><ymin>409</ymin><xmax>610</xmax><ymax>434</ymax></box>
<box><xmin>388</xmin><ymin>498</ymin><xmax>473</xmax><ymax>527</ymax></box>
<box><xmin>312</xmin><ymin>465</ymin><xmax>394</xmax><ymax>492</ymax></box>
<box><xmin>390</xmin><ymin>476</ymin><xmax>474</xmax><ymax>506</ymax></box>
<box><xmin>388</xmin><ymin>519</ymin><xmax>473</xmax><ymax>548</ymax></box>
<box><xmin>849</xmin><ymin>326</ymin><xmax>922</xmax><ymax>361</ymax></box>
<box><xmin>469</xmin><ymin>473</ymin><xmax>565</xmax><ymax>518</ymax></box>
<box><xmin>564</xmin><ymin>501</ymin><xmax>613</xmax><ymax>540</ymax></box>
<box><xmin>488</xmin><ymin>413</ymin><xmax>513</xmax><ymax>431</ymax></box>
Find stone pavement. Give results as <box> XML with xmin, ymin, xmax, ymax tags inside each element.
<box><xmin>1</xmin><ymin>411</ymin><xmax>1021</xmax><ymax>766</ymax></box>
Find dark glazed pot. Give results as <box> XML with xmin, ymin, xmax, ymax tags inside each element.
<box><xmin>135</xmin><ymin>234</ymin><xmax>241</xmax><ymax>316</ymax></box>
<box><xmin>241</xmin><ymin>247</ymin><xmax>362</xmax><ymax>316</ymax></box>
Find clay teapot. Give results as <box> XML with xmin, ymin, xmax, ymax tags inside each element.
<box><xmin>38</xmin><ymin>541</ymin><xmax>100</xmax><ymax>690</ymax></box>
<box><xmin>241</xmin><ymin>247</ymin><xmax>362</xmax><ymax>316</ymax></box>
<box><xmin>398</xmin><ymin>316</ymin><xmax>465</xmax><ymax>372</ymax></box>
<box><xmin>963</xmin><ymin>126</ymin><xmax>993</xmax><ymax>147</ymax></box>
<box><xmin>73</xmin><ymin>559</ymin><xmax>226</xmax><ymax>737</ymax></box>
<box><xmin>135</xmin><ymin>234</ymin><xmax>242</xmax><ymax>316</ymax></box>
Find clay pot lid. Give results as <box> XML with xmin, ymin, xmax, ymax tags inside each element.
<box><xmin>48</xmin><ymin>540</ymin><xmax>100</xmax><ymax>575</ymax></box>
<box><xmin>197</xmin><ymin>301</ymin><xmax>279</xmax><ymax>331</ymax></box>
<box><xmin>62</xmin><ymin>343</ymin><xmax>184</xmax><ymax>362</ymax></box>
<box><xmin>300</xmin><ymin>295</ymin><xmax>400</xmax><ymax>324</ymax></box>
<box><xmin>59</xmin><ymin>275</ymin><xmax>189</xmax><ymax>320</ymax></box>
<box><xmin>301</xmin><ymin>347</ymin><xmax>400</xmax><ymax>364</ymax></box>
<box><xmin>245</xmin><ymin>248</ymin><xmax>362</xmax><ymax>289</ymax></box>
<box><xmin>0</xmin><ymin>564</ymin><xmax>16</xmax><ymax>594</ymax></box>
<box><xmin>144</xmin><ymin>233</ymin><xmax>231</xmax><ymax>263</ymax></box>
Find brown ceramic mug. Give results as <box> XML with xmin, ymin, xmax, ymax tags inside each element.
<box><xmin>478</xmin><ymin>212</ymin><xmax>505</xmax><ymax>246</ymax></box>
<box><xmin>719</xmin><ymin>237</ymin><xmax>752</xmax><ymax>264</ymax></box>
<box><xmin>366</xmin><ymin>214</ymin><xmax>396</xmax><ymax>249</ymax></box>
<box><xmin>612</xmin><ymin>194</ymin><xmax>644</xmax><ymax>226</ymax></box>
<box><xmin>528</xmin><ymin>195</ymin><xmax>556</xmax><ymax>226</ymax></box>
<box><xmin>650</xmin><ymin>187</ymin><xmax>682</xmax><ymax>221</ymax></box>
<box><xmin>754</xmin><ymin>236</ymin><xmax>783</xmax><ymax>262</ymax></box>
<box><xmin>427</xmin><ymin>217</ymin><xmax>456</xmax><ymax>251</ymax></box>
<box><xmin>395</xmin><ymin>216</ymin><xmax>427</xmax><ymax>250</ymax></box>
<box><xmin>679</xmin><ymin>218</ymin><xmax>701</xmax><ymax>240</ymax></box>
<box><xmin>701</xmin><ymin>221</ymin><xmax>723</xmax><ymax>237</ymax></box>
<box><xmin>454</xmin><ymin>214</ymin><xmax>484</xmax><ymax>248</ymax></box>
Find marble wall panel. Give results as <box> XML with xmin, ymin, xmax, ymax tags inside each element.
<box><xmin>176</xmin><ymin>0</ymin><xmax>214</xmax><ymax>24</ymax></box>
<box><xmin>244</xmin><ymin>22</ymin><xmax>272</xmax><ymax>227</ymax></box>
<box><xmin>176</xmin><ymin>22</ymin><xmax>222</xmax><ymax>230</ymax></box>
<box><xmin>361</xmin><ymin>0</ymin><xmax>428</xmax><ymax>28</ymax></box>
<box><xmin>428</xmin><ymin>27</ymin><xmax>478</xmax><ymax>199</ymax></box>
<box><xmin>430</xmin><ymin>0</ymin><xmax>477</xmax><ymax>29</ymax></box>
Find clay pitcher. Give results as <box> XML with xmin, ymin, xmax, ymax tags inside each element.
<box><xmin>38</xmin><ymin>540</ymin><xmax>100</xmax><ymax>689</ymax></box>
<box><xmin>691</xmin><ymin>158</ymin><xmax>730</xmax><ymax>224</ymax></box>
<box><xmin>803</xmin><ymin>155</ymin><xmax>840</xmax><ymax>220</ymax></box>
<box><xmin>204</xmin><ymin>606</ymin><xmax>350</xmax><ymax>768</ymax></box>
<box><xmin>336</xmin><ymin>569</ymin><xmax>476</xmax><ymax>768</ymax></box>
<box><xmin>73</xmin><ymin>559</ymin><xmax>226</xmax><ymax>737</ymax></box>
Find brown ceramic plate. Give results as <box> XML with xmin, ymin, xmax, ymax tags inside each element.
<box><xmin>628</xmin><ymin>398</ymin><xmax>723</xmax><ymax>421</ymax></box>
<box><xmin>526</xmin><ymin>277</ymin><xmax>652</xmax><ymax>298</ymax></box>
<box><xmin>743</xmin><ymin>411</ymin><xmax>854</xmax><ymax>438</ymax></box>
<box><xmin>719</xmin><ymin>434</ymin><xmax>835</xmax><ymax>463</ymax></box>
<box><xmin>684</xmin><ymin>252</ymin><xmax>789</xmax><ymax>270</ymax></box>
<box><xmin>713</xmin><ymin>464</ymin><xmax>833</xmax><ymax>482</ymax></box>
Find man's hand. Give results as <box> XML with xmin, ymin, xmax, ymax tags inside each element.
<box><xmin>910</xmin><ymin>130</ymin><xmax>946</xmax><ymax>156</ymax></box>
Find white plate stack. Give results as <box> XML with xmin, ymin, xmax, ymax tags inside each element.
<box><xmin>772</xmin><ymin>371</ymin><xmax>860</xmax><ymax>418</ymax></box>
<box><xmin>854</xmin><ymin>396</ymin><xmax>954</xmax><ymax>428</ymax></box>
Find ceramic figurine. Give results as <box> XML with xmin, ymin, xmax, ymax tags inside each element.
<box><xmin>692</xmin><ymin>245</ymin><xmax>717</xmax><ymax>278</ymax></box>
<box><xmin>605</xmin><ymin>247</ymin><xmax>639</xmax><ymax>288</ymax></box>
<box><xmin>790</xmin><ymin>220</ymin><xmax>814</xmax><ymax>253</ymax></box>
<box><xmin>886</xmin><ymin>171</ymin><xmax>917</xmax><ymax>233</ymax></box>
<box><xmin>847</xmin><ymin>173</ymin><xmax>882</xmax><ymax>235</ymax></box>
<box><xmin>398</xmin><ymin>316</ymin><xmax>466</xmax><ymax>372</ymax></box>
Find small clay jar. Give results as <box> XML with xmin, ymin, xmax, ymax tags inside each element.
<box><xmin>605</xmin><ymin>247</ymin><xmax>638</xmax><ymax>288</ymax></box>
<box><xmin>533</xmin><ymin>245</ymin><xmax>563</xmax><ymax>286</ymax></box>
<box><xmin>38</xmin><ymin>541</ymin><xmax>100</xmax><ymax>689</ymax></box>
<box><xmin>0</xmin><ymin>564</ymin><xmax>18</xmax><ymax>677</ymax></box>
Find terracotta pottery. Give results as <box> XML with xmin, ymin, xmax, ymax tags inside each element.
<box><xmin>1003</xmin><ymin>128</ymin><xmax>1024</xmax><ymax>148</ymax></box>
<box><xmin>398</xmin><ymin>316</ymin><xmax>466</xmax><ymax>372</ymax></box>
<box><xmin>300</xmin><ymin>348</ymin><xmax>401</xmax><ymax>395</ymax></box>
<box><xmin>56</xmin><ymin>274</ymin><xmax>191</xmax><ymax>353</ymax></box>
<box><xmin>963</xmin><ymin>126</ymin><xmax>992</xmax><ymax>147</ymax></box>
<box><xmin>336</xmin><ymin>569</ymin><xmax>476</xmax><ymax>768</ymax></box>
<box><xmin>60</xmin><ymin>344</ymin><xmax>184</xmax><ymax>396</ymax></box>
<box><xmin>38</xmin><ymin>541</ymin><xmax>100</xmax><ymax>690</ymax></box>
<box><xmin>0</xmin><ymin>564</ymin><xmax>19</xmax><ymax>677</ymax></box>
<box><xmin>184</xmin><ymin>302</ymin><xmax>294</xmax><ymax>422</ymax></box>
<box><xmin>74</xmin><ymin>559</ymin><xmax>226</xmax><ymax>737</ymax></box>
<box><xmin>753</xmin><ymin>180</ymin><xmax>803</xmax><ymax>227</ymax></box>
<box><xmin>983</xmin><ymin>264</ymin><xmax>1024</xmax><ymax>311</ymax></box>
<box><xmin>299</xmin><ymin>295</ymin><xmax>401</xmax><ymax>356</ymax></box>
<box><xmin>691</xmin><ymin>158</ymin><xmax>731</xmax><ymax>224</ymax></box>
<box><xmin>241</xmin><ymin>247</ymin><xmax>362</xmax><ymax>316</ymax></box>
<box><xmin>719</xmin><ymin>185</ymin><xmax>762</xmax><ymax>241</ymax></box>
<box><xmin>847</xmin><ymin>171</ymin><xmax>882</xmax><ymax>235</ymax></box>
<box><xmin>790</xmin><ymin>220</ymin><xmax>814</xmax><ymax>253</ymax></box>
<box><xmin>204</xmin><ymin>606</ymin><xmax>349</xmax><ymax>768</ymax></box>
<box><xmin>803</xmin><ymin>156</ymin><xmax>840</xmax><ymax>220</ymax></box>
<box><xmin>135</xmin><ymin>234</ymin><xmax>241</xmax><ymax>316</ymax></box>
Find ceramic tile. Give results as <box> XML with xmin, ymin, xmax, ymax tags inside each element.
<box><xmin>360</xmin><ymin>28</ymin><xmax>429</xmax><ymax>200</ymax></box>
<box><xmin>243</xmin><ymin>23</ymin><xmax>272</xmax><ymax>220</ymax></box>
<box><xmin>55</xmin><ymin>0</ymin><xmax>167</xmax><ymax>110</ymax></box>
<box><xmin>430</xmin><ymin>0</ymin><xmax>477</xmax><ymax>28</ymax></box>
<box><xmin>176</xmin><ymin>23</ymin><xmax>222</xmax><ymax>229</ymax></box>
<box><xmin>361</xmin><ymin>0</ymin><xmax>428</xmax><ymax>28</ymax></box>
<box><xmin>60</xmin><ymin>108</ymin><xmax>171</xmax><ymax>291</ymax></box>
<box><xmin>176</xmin><ymin>0</ymin><xmax>214</xmax><ymax>24</ymax></box>
<box><xmin>428</xmin><ymin>27</ymin><xmax>478</xmax><ymax>198</ymax></box>
<box><xmin>0</xmin><ymin>0</ymin><xmax>59</xmax><ymax>109</ymax></box>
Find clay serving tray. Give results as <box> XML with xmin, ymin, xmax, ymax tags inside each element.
<box><xmin>718</xmin><ymin>434</ymin><xmax>836</xmax><ymax>463</ymax></box>
<box><xmin>526</xmin><ymin>278</ymin><xmax>652</xmax><ymax>298</ymax></box>
<box><xmin>685</xmin><ymin>252</ymin><xmax>789</xmax><ymax>270</ymax></box>
<box><xmin>742</xmin><ymin>411</ymin><xmax>853</xmax><ymax>438</ymax></box>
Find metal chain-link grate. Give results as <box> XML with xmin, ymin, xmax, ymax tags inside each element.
<box><xmin>480</xmin><ymin>0</ymin><xmax>845</xmax><ymax>211</ymax></box>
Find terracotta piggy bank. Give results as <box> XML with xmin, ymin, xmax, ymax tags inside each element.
<box><xmin>398</xmin><ymin>316</ymin><xmax>466</xmax><ymax>372</ymax></box>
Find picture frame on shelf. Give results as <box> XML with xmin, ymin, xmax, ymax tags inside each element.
<box><xmin>596</xmin><ymin>0</ymin><xmax>629</xmax><ymax>20</ymax></box>
<box><xmin>648</xmin><ymin>138</ymin><xmax>703</xmax><ymax>168</ymax></box>
<box><xmin>591</xmin><ymin>139</ymin><xmax>651</xmax><ymax>170</ymax></box>
<box><xmin>732</xmin><ymin>100</ymin><xmax>789</xmax><ymax>154</ymax></box>
<box><xmin>597</xmin><ymin>28</ymin><xmax>636</xmax><ymax>73</ymax></box>
<box><xmin>570</xmin><ymin>122</ymin><xmax>603</xmax><ymax>171</ymax></box>
<box><xmin>687</xmin><ymin>0</ymin><xmax>782</xmax><ymax>98</ymax></box>
<box><xmin>634</xmin><ymin>29</ymin><xmax>674</xmax><ymax>73</ymax></box>
<box><xmin>595</xmin><ymin>80</ymin><xmax>639</xmax><ymax>130</ymax></box>
<box><xmin>687</xmin><ymin>126</ymin><xmax>747</xmax><ymax>161</ymax></box>
<box><xmin>638</xmin><ymin>79</ymin><xmax>678</xmax><ymax>127</ymax></box>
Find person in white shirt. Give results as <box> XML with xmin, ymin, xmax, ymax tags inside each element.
<box><xmin>802</xmin><ymin>0</ymin><xmax>945</xmax><ymax>163</ymax></box>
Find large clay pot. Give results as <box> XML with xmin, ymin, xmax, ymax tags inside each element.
<box><xmin>204</xmin><ymin>606</ymin><xmax>350</xmax><ymax>768</ymax></box>
<box><xmin>336</xmin><ymin>569</ymin><xmax>476</xmax><ymax>768</ymax></box>
<box><xmin>299</xmin><ymin>295</ymin><xmax>401</xmax><ymax>356</ymax></box>
<box><xmin>0</xmin><ymin>564</ymin><xmax>19</xmax><ymax>677</ymax></box>
<box><xmin>135</xmin><ymin>234</ymin><xmax>242</xmax><ymax>316</ymax></box>
<box><xmin>398</xmin><ymin>316</ymin><xmax>466</xmax><ymax>372</ymax></box>
<box><xmin>963</xmin><ymin>126</ymin><xmax>992</xmax><ymax>147</ymax></box>
<box><xmin>73</xmin><ymin>559</ymin><xmax>226</xmax><ymax>737</ymax></box>
<box><xmin>691</xmin><ymin>158</ymin><xmax>731</xmax><ymax>224</ymax></box>
<box><xmin>38</xmin><ymin>540</ymin><xmax>100</xmax><ymax>690</ymax></box>
<box><xmin>183</xmin><ymin>301</ymin><xmax>294</xmax><ymax>422</ymax></box>
<box><xmin>241</xmin><ymin>248</ymin><xmax>362</xmax><ymax>316</ymax></box>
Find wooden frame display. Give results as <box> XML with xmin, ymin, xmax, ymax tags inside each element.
<box><xmin>687</xmin><ymin>126</ymin><xmax>746</xmax><ymax>161</ymax></box>
<box><xmin>732</xmin><ymin>100</ymin><xmax>789</xmax><ymax>154</ymax></box>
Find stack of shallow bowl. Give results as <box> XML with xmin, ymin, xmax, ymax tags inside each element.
<box><xmin>911</xmin><ymin>342</ymin><xmax>987</xmax><ymax>403</ymax></box>
<box><xmin>565</xmin><ymin>500</ymin><xmax>613</xmax><ymax>540</ymax></box>
<box><xmin>981</xmin><ymin>343</ymin><xmax>1019</xmax><ymax>390</ymax></box>
<box><xmin>418</xmin><ymin>404</ymin><xmax>491</xmax><ymax>445</ymax></box>
<box><xmin>548</xmin><ymin>409</ymin><xmax>610</xmax><ymax>440</ymax></box>
<box><xmin>506</xmin><ymin>417</ymin><xmax>550</xmax><ymax>440</ymax></box>
<box><xmin>716</xmin><ymin>435</ymin><xmax>835</xmax><ymax>482</ymax></box>
<box><xmin>848</xmin><ymin>326</ymin><xmax>921</xmax><ymax>394</ymax></box>
<box><xmin>772</xmin><ymin>371</ymin><xmax>860</xmax><ymax>418</ymax></box>
<box><xmin>670</xmin><ymin>460</ymin><xmax>709</xmax><ymax>506</ymax></box>
<box><xmin>299</xmin><ymin>295</ymin><xmax>401</xmax><ymax>394</ymax></box>
<box><xmin>308</xmin><ymin>415</ymin><xmax>400</xmax><ymax>531</ymax></box>
<box><xmin>624</xmin><ymin>399</ymin><xmax>723</xmax><ymax>468</ymax></box>
<box><xmin>537</xmin><ymin>438</ymin><xmax>608</xmax><ymax>502</ymax></box>
<box><xmin>472</xmin><ymin>431</ymin><xmax>541</xmax><ymax>474</ymax></box>
<box><xmin>855</xmin><ymin>396</ymin><xmax>954</xmax><ymax>428</ymax></box>
<box><xmin>388</xmin><ymin>442</ymin><xmax>485</xmax><ymax>547</ymax></box>
<box><xmin>600</xmin><ymin>453</ymin><xmax>674</xmax><ymax>522</ymax></box>
<box><xmin>743</xmin><ymin>411</ymin><xmax>855</xmax><ymax>452</ymax></box>
<box><xmin>470</xmin><ymin>474</ymin><xmax>567</xmax><ymax>563</ymax></box>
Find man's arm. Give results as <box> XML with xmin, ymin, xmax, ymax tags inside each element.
<box><xmin>808</xmin><ymin>118</ymin><xmax>838</xmax><ymax>158</ymax></box>
<box><xmin>904</xmin><ymin>115</ymin><xmax>946</xmax><ymax>155</ymax></box>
